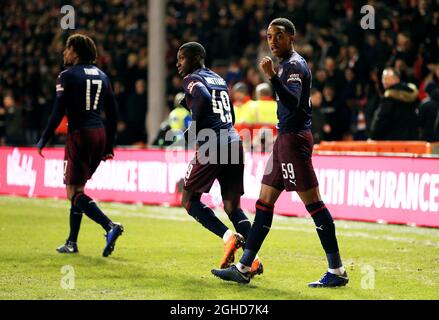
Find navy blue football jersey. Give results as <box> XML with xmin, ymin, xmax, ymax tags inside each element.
<box><xmin>272</xmin><ymin>51</ymin><xmax>312</xmax><ymax>133</ymax></box>
<box><xmin>182</xmin><ymin>68</ymin><xmax>239</xmax><ymax>142</ymax></box>
<box><xmin>57</xmin><ymin>64</ymin><xmax>115</xmax><ymax>130</ymax></box>
<box><xmin>37</xmin><ymin>64</ymin><xmax>117</xmax><ymax>152</ymax></box>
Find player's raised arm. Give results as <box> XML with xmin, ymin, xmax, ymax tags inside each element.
<box><xmin>103</xmin><ymin>81</ymin><xmax>118</xmax><ymax>159</ymax></box>
<box><xmin>260</xmin><ymin>56</ymin><xmax>301</xmax><ymax>111</ymax></box>
<box><xmin>36</xmin><ymin>72</ymin><xmax>68</xmax><ymax>153</ymax></box>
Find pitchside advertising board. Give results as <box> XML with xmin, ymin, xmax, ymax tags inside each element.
<box><xmin>1</xmin><ymin>146</ymin><xmax>438</xmax><ymax>227</ymax></box>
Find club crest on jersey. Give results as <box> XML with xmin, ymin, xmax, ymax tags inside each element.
<box><xmin>187</xmin><ymin>81</ymin><xmax>201</xmax><ymax>94</ymax></box>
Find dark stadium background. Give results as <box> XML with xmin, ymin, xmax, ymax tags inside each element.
<box><xmin>1</xmin><ymin>0</ymin><xmax>438</xmax><ymax>148</ymax></box>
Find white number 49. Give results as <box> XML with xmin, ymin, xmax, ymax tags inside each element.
<box><xmin>211</xmin><ymin>90</ymin><xmax>232</xmax><ymax>123</ymax></box>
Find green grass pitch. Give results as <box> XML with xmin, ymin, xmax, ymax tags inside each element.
<box><xmin>0</xmin><ymin>195</ymin><xmax>438</xmax><ymax>300</ymax></box>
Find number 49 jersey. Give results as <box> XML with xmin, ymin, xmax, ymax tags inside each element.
<box><xmin>57</xmin><ymin>64</ymin><xmax>114</xmax><ymax>130</ymax></box>
<box><xmin>183</xmin><ymin>68</ymin><xmax>238</xmax><ymax>141</ymax></box>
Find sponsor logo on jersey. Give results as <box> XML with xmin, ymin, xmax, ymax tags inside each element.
<box><xmin>287</xmin><ymin>73</ymin><xmax>301</xmax><ymax>84</ymax></box>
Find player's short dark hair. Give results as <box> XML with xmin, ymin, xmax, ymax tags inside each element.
<box><xmin>66</xmin><ymin>34</ymin><xmax>97</xmax><ymax>64</ymax></box>
<box><xmin>179</xmin><ymin>42</ymin><xmax>206</xmax><ymax>60</ymax></box>
<box><xmin>269</xmin><ymin>18</ymin><xmax>296</xmax><ymax>36</ymax></box>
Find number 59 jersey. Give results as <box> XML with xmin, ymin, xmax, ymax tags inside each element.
<box><xmin>182</xmin><ymin>68</ymin><xmax>239</xmax><ymax>142</ymax></box>
<box><xmin>57</xmin><ymin>64</ymin><xmax>113</xmax><ymax>130</ymax></box>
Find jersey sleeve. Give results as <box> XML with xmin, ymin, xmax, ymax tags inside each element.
<box><xmin>182</xmin><ymin>74</ymin><xmax>211</xmax><ymax>122</ymax></box>
<box><xmin>103</xmin><ymin>79</ymin><xmax>118</xmax><ymax>155</ymax></box>
<box><xmin>36</xmin><ymin>72</ymin><xmax>69</xmax><ymax>149</ymax></box>
<box><xmin>270</xmin><ymin>61</ymin><xmax>303</xmax><ymax>111</ymax></box>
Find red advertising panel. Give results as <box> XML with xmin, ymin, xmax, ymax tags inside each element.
<box><xmin>1</xmin><ymin>146</ymin><xmax>438</xmax><ymax>227</ymax></box>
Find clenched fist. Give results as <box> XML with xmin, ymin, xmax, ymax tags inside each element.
<box><xmin>259</xmin><ymin>56</ymin><xmax>276</xmax><ymax>79</ymax></box>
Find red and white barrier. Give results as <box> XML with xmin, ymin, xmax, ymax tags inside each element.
<box><xmin>1</xmin><ymin>146</ymin><xmax>438</xmax><ymax>227</ymax></box>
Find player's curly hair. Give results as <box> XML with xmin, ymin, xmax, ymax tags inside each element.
<box><xmin>269</xmin><ymin>18</ymin><xmax>296</xmax><ymax>36</ymax></box>
<box><xmin>66</xmin><ymin>34</ymin><xmax>97</xmax><ymax>64</ymax></box>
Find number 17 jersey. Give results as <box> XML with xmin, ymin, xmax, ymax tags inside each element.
<box><xmin>57</xmin><ymin>64</ymin><xmax>113</xmax><ymax>130</ymax></box>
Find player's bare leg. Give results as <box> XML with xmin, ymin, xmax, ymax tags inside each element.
<box><xmin>258</xmin><ymin>184</ymin><xmax>283</xmax><ymax>206</ymax></box>
<box><xmin>297</xmin><ymin>187</ymin><xmax>349</xmax><ymax>287</ymax></box>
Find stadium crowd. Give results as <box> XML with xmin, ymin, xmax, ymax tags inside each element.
<box><xmin>1</xmin><ymin>0</ymin><xmax>439</xmax><ymax>148</ymax></box>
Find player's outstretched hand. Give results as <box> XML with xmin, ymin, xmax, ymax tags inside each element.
<box><xmin>259</xmin><ymin>56</ymin><xmax>276</xmax><ymax>79</ymax></box>
<box><xmin>37</xmin><ymin>148</ymin><xmax>45</xmax><ymax>158</ymax></box>
<box><xmin>102</xmin><ymin>154</ymin><xmax>114</xmax><ymax>161</ymax></box>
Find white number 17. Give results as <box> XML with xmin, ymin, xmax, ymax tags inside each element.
<box><xmin>86</xmin><ymin>79</ymin><xmax>102</xmax><ymax>110</ymax></box>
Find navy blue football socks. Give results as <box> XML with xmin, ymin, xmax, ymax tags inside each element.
<box><xmin>188</xmin><ymin>200</ymin><xmax>229</xmax><ymax>238</ymax></box>
<box><xmin>306</xmin><ymin>201</ymin><xmax>343</xmax><ymax>269</ymax></box>
<box><xmin>67</xmin><ymin>205</ymin><xmax>83</xmax><ymax>243</ymax></box>
<box><xmin>228</xmin><ymin>208</ymin><xmax>251</xmax><ymax>240</ymax></box>
<box><xmin>240</xmin><ymin>199</ymin><xmax>274</xmax><ymax>267</ymax></box>
<box><xmin>73</xmin><ymin>192</ymin><xmax>113</xmax><ymax>232</ymax></box>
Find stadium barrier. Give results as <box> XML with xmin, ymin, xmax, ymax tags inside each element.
<box><xmin>314</xmin><ymin>140</ymin><xmax>439</xmax><ymax>155</ymax></box>
<box><xmin>1</xmin><ymin>146</ymin><xmax>438</xmax><ymax>228</ymax></box>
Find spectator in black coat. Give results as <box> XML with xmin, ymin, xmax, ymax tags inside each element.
<box><xmin>370</xmin><ymin>68</ymin><xmax>419</xmax><ymax>140</ymax></box>
<box><xmin>419</xmin><ymin>88</ymin><xmax>439</xmax><ymax>142</ymax></box>
<box><xmin>310</xmin><ymin>88</ymin><xmax>325</xmax><ymax>143</ymax></box>
<box><xmin>116</xmin><ymin>79</ymin><xmax>148</xmax><ymax>145</ymax></box>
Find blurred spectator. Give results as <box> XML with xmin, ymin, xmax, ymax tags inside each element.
<box><xmin>313</xmin><ymin>69</ymin><xmax>328</xmax><ymax>91</ymax></box>
<box><xmin>167</xmin><ymin>75</ymin><xmax>183</xmax><ymax>110</ymax></box>
<box><xmin>1</xmin><ymin>0</ymin><xmax>439</xmax><ymax>147</ymax></box>
<box><xmin>117</xmin><ymin>79</ymin><xmax>148</xmax><ymax>146</ymax></box>
<box><xmin>114</xmin><ymin>80</ymin><xmax>128</xmax><ymax>132</ymax></box>
<box><xmin>253</xmin><ymin>83</ymin><xmax>277</xmax><ymax>126</ymax></box>
<box><xmin>324</xmin><ymin>57</ymin><xmax>345</xmax><ymax>93</ymax></box>
<box><xmin>342</xmin><ymin>68</ymin><xmax>367</xmax><ymax>140</ymax></box>
<box><xmin>310</xmin><ymin>88</ymin><xmax>324</xmax><ymax>143</ymax></box>
<box><xmin>252</xmin><ymin>83</ymin><xmax>277</xmax><ymax>152</ymax></box>
<box><xmin>418</xmin><ymin>88</ymin><xmax>439</xmax><ymax>142</ymax></box>
<box><xmin>0</xmin><ymin>0</ymin><xmax>148</xmax><ymax>147</ymax></box>
<box><xmin>3</xmin><ymin>93</ymin><xmax>25</xmax><ymax>145</ymax></box>
<box><xmin>224</xmin><ymin>59</ymin><xmax>243</xmax><ymax>86</ymax></box>
<box><xmin>152</xmin><ymin>92</ymin><xmax>191</xmax><ymax>147</ymax></box>
<box><xmin>233</xmin><ymin>82</ymin><xmax>256</xmax><ymax>152</ymax></box>
<box><xmin>231</xmin><ymin>82</ymin><xmax>251</xmax><ymax>108</ymax></box>
<box><xmin>370</xmin><ymin>68</ymin><xmax>419</xmax><ymax>140</ymax></box>
<box><xmin>0</xmin><ymin>95</ymin><xmax>5</xmax><ymax>145</ymax></box>
<box><xmin>320</xmin><ymin>83</ymin><xmax>350</xmax><ymax>141</ymax></box>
